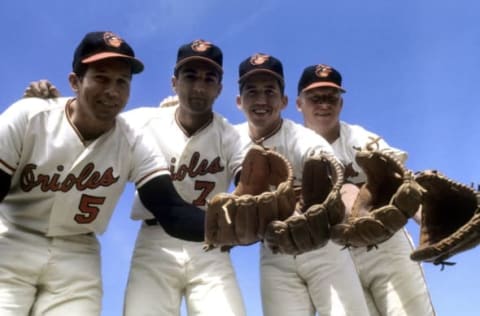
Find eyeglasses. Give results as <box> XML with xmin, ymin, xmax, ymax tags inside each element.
<box><xmin>308</xmin><ymin>94</ymin><xmax>341</xmax><ymax>104</ymax></box>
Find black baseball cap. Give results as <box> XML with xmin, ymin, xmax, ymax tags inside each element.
<box><xmin>297</xmin><ymin>64</ymin><xmax>345</xmax><ymax>95</ymax></box>
<box><xmin>174</xmin><ymin>39</ymin><xmax>223</xmax><ymax>74</ymax></box>
<box><xmin>238</xmin><ymin>53</ymin><xmax>284</xmax><ymax>85</ymax></box>
<box><xmin>72</xmin><ymin>31</ymin><xmax>144</xmax><ymax>74</ymax></box>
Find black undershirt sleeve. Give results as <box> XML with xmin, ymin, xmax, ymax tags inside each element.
<box><xmin>0</xmin><ymin>169</ymin><xmax>11</xmax><ymax>203</ymax></box>
<box><xmin>137</xmin><ymin>175</ymin><xmax>205</xmax><ymax>242</ymax></box>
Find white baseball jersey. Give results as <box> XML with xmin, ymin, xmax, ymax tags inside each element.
<box><xmin>124</xmin><ymin>105</ymin><xmax>247</xmax><ymax>216</ymax></box>
<box><xmin>0</xmin><ymin>97</ymin><xmax>169</xmax><ymax>236</ymax></box>
<box><xmin>123</xmin><ymin>104</ymin><xmax>248</xmax><ymax>316</ymax></box>
<box><xmin>331</xmin><ymin>121</ymin><xmax>435</xmax><ymax>316</ymax></box>
<box><xmin>235</xmin><ymin>119</ymin><xmax>371</xmax><ymax>316</ymax></box>
<box><xmin>331</xmin><ymin>122</ymin><xmax>407</xmax><ymax>184</ymax></box>
<box><xmin>235</xmin><ymin>119</ymin><xmax>334</xmax><ymax>187</ymax></box>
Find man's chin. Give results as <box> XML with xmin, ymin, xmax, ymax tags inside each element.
<box><xmin>250</xmin><ymin>111</ymin><xmax>271</xmax><ymax>120</ymax></box>
<box><xmin>250</xmin><ymin>115</ymin><xmax>274</xmax><ymax>128</ymax></box>
<box><xmin>315</xmin><ymin>115</ymin><xmax>333</xmax><ymax>122</ymax></box>
<box><xmin>188</xmin><ymin>98</ymin><xmax>208</xmax><ymax>107</ymax></box>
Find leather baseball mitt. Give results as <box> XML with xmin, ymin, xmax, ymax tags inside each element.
<box><xmin>204</xmin><ymin>145</ymin><xmax>296</xmax><ymax>249</ymax></box>
<box><xmin>330</xmin><ymin>149</ymin><xmax>425</xmax><ymax>249</ymax></box>
<box><xmin>410</xmin><ymin>170</ymin><xmax>480</xmax><ymax>266</ymax></box>
<box><xmin>264</xmin><ymin>151</ymin><xmax>345</xmax><ymax>255</ymax></box>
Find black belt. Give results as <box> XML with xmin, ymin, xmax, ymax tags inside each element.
<box><xmin>144</xmin><ymin>219</ymin><xmax>160</xmax><ymax>226</ymax></box>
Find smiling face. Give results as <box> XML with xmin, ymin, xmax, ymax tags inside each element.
<box><xmin>296</xmin><ymin>86</ymin><xmax>343</xmax><ymax>142</ymax></box>
<box><xmin>236</xmin><ymin>73</ymin><xmax>287</xmax><ymax>139</ymax></box>
<box><xmin>70</xmin><ymin>58</ymin><xmax>132</xmax><ymax>126</ymax></box>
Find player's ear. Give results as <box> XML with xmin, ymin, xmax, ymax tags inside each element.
<box><xmin>296</xmin><ymin>96</ymin><xmax>303</xmax><ymax>112</ymax></box>
<box><xmin>236</xmin><ymin>95</ymin><xmax>243</xmax><ymax>110</ymax></box>
<box><xmin>280</xmin><ymin>95</ymin><xmax>288</xmax><ymax>110</ymax></box>
<box><xmin>171</xmin><ymin>76</ymin><xmax>177</xmax><ymax>94</ymax></box>
<box><xmin>216</xmin><ymin>83</ymin><xmax>222</xmax><ymax>98</ymax></box>
<box><xmin>68</xmin><ymin>72</ymin><xmax>80</xmax><ymax>93</ymax></box>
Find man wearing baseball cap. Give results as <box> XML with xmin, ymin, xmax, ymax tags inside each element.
<box><xmin>234</xmin><ymin>54</ymin><xmax>370</xmax><ymax>315</ymax></box>
<box><xmin>123</xmin><ymin>39</ymin><xmax>248</xmax><ymax>316</ymax></box>
<box><xmin>0</xmin><ymin>31</ymin><xmax>208</xmax><ymax>315</ymax></box>
<box><xmin>296</xmin><ymin>63</ymin><xmax>436</xmax><ymax>315</ymax></box>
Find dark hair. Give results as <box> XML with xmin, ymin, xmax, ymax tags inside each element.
<box><xmin>73</xmin><ymin>63</ymin><xmax>89</xmax><ymax>77</ymax></box>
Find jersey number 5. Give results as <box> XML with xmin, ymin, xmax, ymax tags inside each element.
<box><xmin>74</xmin><ymin>194</ymin><xmax>106</xmax><ymax>224</ymax></box>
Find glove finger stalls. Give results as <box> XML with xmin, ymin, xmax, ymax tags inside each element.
<box><xmin>304</xmin><ymin>204</ymin><xmax>330</xmax><ymax>248</ymax></box>
<box><xmin>220</xmin><ymin>245</ymin><xmax>234</xmax><ymax>252</ymax></box>
<box><xmin>286</xmin><ymin>215</ymin><xmax>314</xmax><ymax>254</ymax></box>
<box><xmin>216</xmin><ymin>195</ymin><xmax>239</xmax><ymax>245</ymax></box>
<box><xmin>276</xmin><ymin>182</ymin><xmax>296</xmax><ymax>220</ymax></box>
<box><xmin>206</xmin><ymin>193</ymin><xmax>232</xmax><ymax>245</ymax></box>
<box><xmin>263</xmin><ymin>223</ymin><xmax>279</xmax><ymax>253</ymax></box>
<box><xmin>371</xmin><ymin>205</ymin><xmax>408</xmax><ymax>234</ymax></box>
<box><xmin>339</xmin><ymin>150</ymin><xmax>420</xmax><ymax>249</ymax></box>
<box><xmin>331</xmin><ymin>218</ymin><xmax>390</xmax><ymax>248</ymax></box>
<box><xmin>256</xmin><ymin>192</ymin><xmax>278</xmax><ymax>238</ymax></box>
<box><xmin>351</xmin><ymin>217</ymin><xmax>392</xmax><ymax>246</ymax></box>
<box><xmin>330</xmin><ymin>223</ymin><xmax>356</xmax><ymax>247</ymax></box>
<box><xmin>325</xmin><ymin>190</ymin><xmax>346</xmax><ymax>226</ymax></box>
<box><xmin>235</xmin><ymin>195</ymin><xmax>259</xmax><ymax>244</ymax></box>
<box><xmin>410</xmin><ymin>246</ymin><xmax>440</xmax><ymax>262</ymax></box>
<box><xmin>264</xmin><ymin>221</ymin><xmax>292</xmax><ymax>254</ymax></box>
<box><xmin>205</xmin><ymin>203</ymin><xmax>219</xmax><ymax>245</ymax></box>
<box><xmin>392</xmin><ymin>181</ymin><xmax>423</xmax><ymax>217</ymax></box>
<box><xmin>330</xmin><ymin>223</ymin><xmax>352</xmax><ymax>246</ymax></box>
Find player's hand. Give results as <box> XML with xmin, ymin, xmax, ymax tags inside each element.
<box><xmin>23</xmin><ymin>80</ymin><xmax>60</xmax><ymax>99</ymax></box>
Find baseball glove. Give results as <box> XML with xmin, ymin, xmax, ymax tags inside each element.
<box><xmin>330</xmin><ymin>149</ymin><xmax>425</xmax><ymax>249</ymax></box>
<box><xmin>204</xmin><ymin>145</ymin><xmax>296</xmax><ymax>249</ymax></box>
<box><xmin>264</xmin><ymin>151</ymin><xmax>345</xmax><ymax>255</ymax></box>
<box><xmin>410</xmin><ymin>170</ymin><xmax>480</xmax><ymax>266</ymax></box>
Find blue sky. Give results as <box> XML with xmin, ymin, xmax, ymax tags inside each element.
<box><xmin>1</xmin><ymin>1</ymin><xmax>479</xmax><ymax>315</ymax></box>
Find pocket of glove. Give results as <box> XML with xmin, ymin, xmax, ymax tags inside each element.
<box><xmin>330</xmin><ymin>149</ymin><xmax>423</xmax><ymax>249</ymax></box>
<box><xmin>410</xmin><ymin>170</ymin><xmax>480</xmax><ymax>265</ymax></box>
<box><xmin>205</xmin><ymin>146</ymin><xmax>296</xmax><ymax>250</ymax></box>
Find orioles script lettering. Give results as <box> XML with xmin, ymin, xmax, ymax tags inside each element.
<box><xmin>170</xmin><ymin>152</ymin><xmax>224</xmax><ymax>181</ymax></box>
<box><xmin>20</xmin><ymin>163</ymin><xmax>119</xmax><ymax>192</ymax></box>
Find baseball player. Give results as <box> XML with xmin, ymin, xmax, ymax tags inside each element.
<box><xmin>0</xmin><ymin>32</ymin><xmax>206</xmax><ymax>316</ymax></box>
<box><xmin>234</xmin><ymin>53</ymin><xmax>370</xmax><ymax>316</ymax></box>
<box><xmin>296</xmin><ymin>63</ymin><xmax>435</xmax><ymax>315</ymax></box>
<box><xmin>122</xmin><ymin>40</ymin><xmax>247</xmax><ymax>316</ymax></box>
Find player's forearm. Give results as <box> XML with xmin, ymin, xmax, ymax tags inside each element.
<box><xmin>138</xmin><ymin>175</ymin><xmax>205</xmax><ymax>242</ymax></box>
<box><xmin>0</xmin><ymin>169</ymin><xmax>11</xmax><ymax>202</ymax></box>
